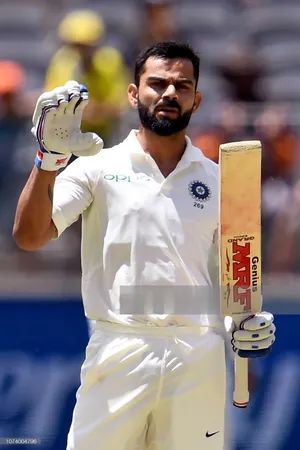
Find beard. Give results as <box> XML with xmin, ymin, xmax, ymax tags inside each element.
<box><xmin>137</xmin><ymin>99</ymin><xmax>194</xmax><ymax>136</ymax></box>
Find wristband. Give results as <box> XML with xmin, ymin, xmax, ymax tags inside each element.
<box><xmin>34</xmin><ymin>150</ymin><xmax>71</xmax><ymax>171</ymax></box>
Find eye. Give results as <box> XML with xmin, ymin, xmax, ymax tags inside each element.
<box><xmin>150</xmin><ymin>80</ymin><xmax>166</xmax><ymax>89</ymax></box>
<box><xmin>176</xmin><ymin>83</ymin><xmax>191</xmax><ymax>91</ymax></box>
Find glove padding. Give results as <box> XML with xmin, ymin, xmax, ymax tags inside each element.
<box><xmin>32</xmin><ymin>80</ymin><xmax>103</xmax><ymax>170</ymax></box>
<box><xmin>226</xmin><ymin>312</ymin><xmax>276</xmax><ymax>358</ymax></box>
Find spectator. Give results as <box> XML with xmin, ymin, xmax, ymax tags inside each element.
<box><xmin>141</xmin><ymin>0</ymin><xmax>178</xmax><ymax>45</ymax></box>
<box><xmin>45</xmin><ymin>9</ymin><xmax>130</xmax><ymax>145</ymax></box>
<box><xmin>265</xmin><ymin>178</ymin><xmax>300</xmax><ymax>272</ymax></box>
<box><xmin>256</xmin><ymin>105</ymin><xmax>300</xmax><ymax>270</ymax></box>
<box><xmin>126</xmin><ymin>0</ymin><xmax>181</xmax><ymax>69</ymax></box>
<box><xmin>0</xmin><ymin>61</ymin><xmax>33</xmax><ymax>246</ymax></box>
<box><xmin>255</xmin><ymin>105</ymin><xmax>299</xmax><ymax>183</ymax></box>
<box><xmin>192</xmin><ymin>102</ymin><xmax>250</xmax><ymax>162</ymax></box>
<box><xmin>217</xmin><ymin>43</ymin><xmax>265</xmax><ymax>102</ymax></box>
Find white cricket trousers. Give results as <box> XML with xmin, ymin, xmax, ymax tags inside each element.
<box><xmin>67</xmin><ymin>321</ymin><xmax>226</xmax><ymax>450</ymax></box>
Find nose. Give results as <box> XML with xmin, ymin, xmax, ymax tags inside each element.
<box><xmin>162</xmin><ymin>84</ymin><xmax>178</xmax><ymax>100</ymax></box>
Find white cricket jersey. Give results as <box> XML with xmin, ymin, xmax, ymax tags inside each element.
<box><xmin>52</xmin><ymin>130</ymin><xmax>221</xmax><ymax>327</ymax></box>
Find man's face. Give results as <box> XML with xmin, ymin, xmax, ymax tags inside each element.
<box><xmin>136</xmin><ymin>57</ymin><xmax>201</xmax><ymax>136</ymax></box>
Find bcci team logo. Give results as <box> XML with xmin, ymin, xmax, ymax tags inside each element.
<box><xmin>188</xmin><ymin>181</ymin><xmax>211</xmax><ymax>202</ymax></box>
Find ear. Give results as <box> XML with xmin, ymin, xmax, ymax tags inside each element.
<box><xmin>192</xmin><ymin>91</ymin><xmax>202</xmax><ymax>113</ymax></box>
<box><xmin>128</xmin><ymin>83</ymin><xmax>139</xmax><ymax>109</ymax></box>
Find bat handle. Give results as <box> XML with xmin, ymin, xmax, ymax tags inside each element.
<box><xmin>233</xmin><ymin>354</ymin><xmax>249</xmax><ymax>407</ymax></box>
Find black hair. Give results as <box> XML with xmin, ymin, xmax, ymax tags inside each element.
<box><xmin>134</xmin><ymin>41</ymin><xmax>200</xmax><ymax>88</ymax></box>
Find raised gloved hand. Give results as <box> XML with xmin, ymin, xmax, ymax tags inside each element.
<box><xmin>31</xmin><ymin>80</ymin><xmax>103</xmax><ymax>171</ymax></box>
<box><xmin>226</xmin><ymin>312</ymin><xmax>276</xmax><ymax>358</ymax></box>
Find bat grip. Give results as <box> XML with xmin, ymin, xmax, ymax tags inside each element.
<box><xmin>233</xmin><ymin>354</ymin><xmax>249</xmax><ymax>407</ymax></box>
<box><xmin>232</xmin><ymin>312</ymin><xmax>252</xmax><ymax>407</ymax></box>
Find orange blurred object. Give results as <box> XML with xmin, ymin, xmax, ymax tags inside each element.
<box><xmin>193</xmin><ymin>131</ymin><xmax>222</xmax><ymax>163</ymax></box>
<box><xmin>0</xmin><ymin>60</ymin><xmax>25</xmax><ymax>95</ymax></box>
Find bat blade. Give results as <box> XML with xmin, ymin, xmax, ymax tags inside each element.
<box><xmin>219</xmin><ymin>140</ymin><xmax>262</xmax><ymax>408</ymax></box>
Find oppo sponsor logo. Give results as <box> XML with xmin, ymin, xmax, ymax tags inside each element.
<box><xmin>104</xmin><ymin>174</ymin><xmax>131</xmax><ymax>182</ymax></box>
<box><xmin>103</xmin><ymin>174</ymin><xmax>151</xmax><ymax>183</ymax></box>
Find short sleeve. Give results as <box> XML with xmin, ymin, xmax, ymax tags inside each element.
<box><xmin>52</xmin><ymin>158</ymin><xmax>94</xmax><ymax>237</ymax></box>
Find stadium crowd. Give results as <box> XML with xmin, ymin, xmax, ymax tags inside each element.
<box><xmin>1</xmin><ymin>0</ymin><xmax>300</xmax><ymax>283</ymax></box>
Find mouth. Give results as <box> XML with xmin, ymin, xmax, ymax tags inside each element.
<box><xmin>156</xmin><ymin>107</ymin><xmax>180</xmax><ymax>116</ymax></box>
<box><xmin>156</xmin><ymin>105</ymin><xmax>180</xmax><ymax>111</ymax></box>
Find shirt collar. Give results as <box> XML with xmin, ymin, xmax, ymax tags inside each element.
<box><xmin>124</xmin><ymin>129</ymin><xmax>206</xmax><ymax>163</ymax></box>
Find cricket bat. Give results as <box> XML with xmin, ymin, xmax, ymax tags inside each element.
<box><xmin>219</xmin><ymin>141</ymin><xmax>262</xmax><ymax>408</ymax></box>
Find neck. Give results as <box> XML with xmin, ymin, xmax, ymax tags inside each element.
<box><xmin>136</xmin><ymin>127</ymin><xmax>187</xmax><ymax>175</ymax></box>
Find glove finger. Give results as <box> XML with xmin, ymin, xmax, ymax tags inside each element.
<box><xmin>241</xmin><ymin>312</ymin><xmax>274</xmax><ymax>331</ymax></box>
<box><xmin>65</xmin><ymin>95</ymin><xmax>81</xmax><ymax>114</ymax></box>
<box><xmin>33</xmin><ymin>86</ymin><xmax>69</xmax><ymax>126</ymax></box>
<box><xmin>74</xmin><ymin>96</ymin><xmax>89</xmax><ymax>117</ymax></box>
<box><xmin>66</xmin><ymin>80</ymin><xmax>81</xmax><ymax>112</ymax></box>
<box><xmin>72</xmin><ymin>132</ymin><xmax>103</xmax><ymax>156</ymax></box>
<box><xmin>65</xmin><ymin>80</ymin><xmax>88</xmax><ymax>112</ymax></box>
<box><xmin>32</xmin><ymin>90</ymin><xmax>58</xmax><ymax>126</ymax></box>
<box><xmin>52</xmin><ymin>86</ymin><xmax>69</xmax><ymax>104</ymax></box>
<box><xmin>233</xmin><ymin>335</ymin><xmax>275</xmax><ymax>351</ymax></box>
<box><xmin>233</xmin><ymin>323</ymin><xmax>276</xmax><ymax>341</ymax></box>
<box><xmin>43</xmin><ymin>106</ymin><xmax>58</xmax><ymax>121</ymax></box>
<box><xmin>34</xmin><ymin>106</ymin><xmax>58</xmax><ymax>150</ymax></box>
<box><xmin>64</xmin><ymin>80</ymin><xmax>81</xmax><ymax>94</ymax></box>
<box><xmin>55</xmin><ymin>100</ymin><xmax>69</xmax><ymax>117</ymax></box>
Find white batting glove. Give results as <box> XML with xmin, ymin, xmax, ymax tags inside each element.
<box><xmin>225</xmin><ymin>312</ymin><xmax>276</xmax><ymax>358</ymax></box>
<box><xmin>31</xmin><ymin>80</ymin><xmax>103</xmax><ymax>171</ymax></box>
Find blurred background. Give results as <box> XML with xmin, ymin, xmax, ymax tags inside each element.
<box><xmin>0</xmin><ymin>0</ymin><xmax>299</xmax><ymax>449</ymax></box>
